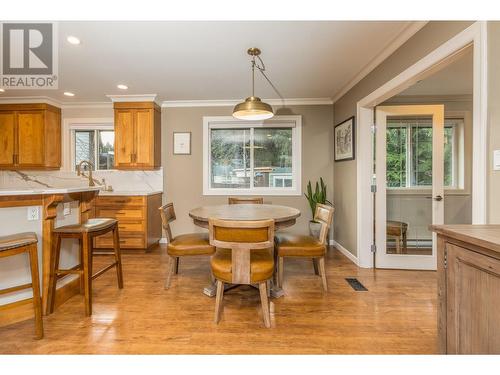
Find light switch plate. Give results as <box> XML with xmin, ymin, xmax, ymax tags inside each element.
<box><xmin>494</xmin><ymin>150</ymin><xmax>500</xmax><ymax>171</ymax></box>
<box><xmin>27</xmin><ymin>206</ymin><xmax>40</xmax><ymax>221</ymax></box>
<box><xmin>63</xmin><ymin>202</ymin><xmax>71</xmax><ymax>216</ymax></box>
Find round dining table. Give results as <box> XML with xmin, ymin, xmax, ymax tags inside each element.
<box><xmin>188</xmin><ymin>204</ymin><xmax>301</xmax><ymax>298</ymax></box>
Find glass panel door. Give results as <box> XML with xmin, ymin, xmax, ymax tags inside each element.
<box><xmin>375</xmin><ymin>105</ymin><xmax>444</xmax><ymax>270</ymax></box>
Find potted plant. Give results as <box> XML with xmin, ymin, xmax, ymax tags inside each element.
<box><xmin>304</xmin><ymin>177</ymin><xmax>333</xmax><ymax>238</ymax></box>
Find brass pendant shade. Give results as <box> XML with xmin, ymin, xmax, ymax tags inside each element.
<box><xmin>232</xmin><ymin>96</ymin><xmax>274</xmax><ymax>121</ymax></box>
<box><xmin>233</xmin><ymin>47</ymin><xmax>276</xmax><ymax>121</ymax></box>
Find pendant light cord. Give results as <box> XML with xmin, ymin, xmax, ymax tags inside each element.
<box><xmin>250</xmin><ymin>54</ymin><xmax>285</xmax><ymax>107</ymax></box>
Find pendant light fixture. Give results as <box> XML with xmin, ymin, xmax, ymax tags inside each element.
<box><xmin>233</xmin><ymin>47</ymin><xmax>283</xmax><ymax>121</ymax></box>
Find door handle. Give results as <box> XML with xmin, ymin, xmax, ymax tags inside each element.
<box><xmin>425</xmin><ymin>195</ymin><xmax>443</xmax><ymax>201</ymax></box>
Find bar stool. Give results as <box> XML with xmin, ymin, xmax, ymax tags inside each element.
<box><xmin>47</xmin><ymin>218</ymin><xmax>123</xmax><ymax>316</ymax></box>
<box><xmin>0</xmin><ymin>232</ymin><xmax>43</xmax><ymax>339</ymax></box>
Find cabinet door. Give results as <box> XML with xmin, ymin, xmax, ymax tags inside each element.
<box><xmin>0</xmin><ymin>112</ymin><xmax>16</xmax><ymax>166</ymax></box>
<box><xmin>17</xmin><ymin>111</ymin><xmax>45</xmax><ymax>166</ymax></box>
<box><xmin>446</xmin><ymin>243</ymin><xmax>500</xmax><ymax>354</ymax></box>
<box><xmin>134</xmin><ymin>109</ymin><xmax>153</xmax><ymax>167</ymax></box>
<box><xmin>114</xmin><ymin>109</ymin><xmax>135</xmax><ymax>167</ymax></box>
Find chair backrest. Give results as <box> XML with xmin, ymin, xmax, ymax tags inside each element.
<box><xmin>228</xmin><ymin>197</ymin><xmax>264</xmax><ymax>205</ymax></box>
<box><xmin>208</xmin><ymin>218</ymin><xmax>274</xmax><ymax>284</ymax></box>
<box><xmin>314</xmin><ymin>203</ymin><xmax>335</xmax><ymax>245</ymax></box>
<box><xmin>158</xmin><ymin>203</ymin><xmax>176</xmax><ymax>242</ymax></box>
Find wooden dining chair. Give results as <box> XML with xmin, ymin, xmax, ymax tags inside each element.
<box><xmin>159</xmin><ymin>203</ymin><xmax>216</xmax><ymax>289</ymax></box>
<box><xmin>274</xmin><ymin>203</ymin><xmax>334</xmax><ymax>291</ymax></box>
<box><xmin>228</xmin><ymin>197</ymin><xmax>264</xmax><ymax>205</ymax></box>
<box><xmin>208</xmin><ymin>218</ymin><xmax>275</xmax><ymax>328</ymax></box>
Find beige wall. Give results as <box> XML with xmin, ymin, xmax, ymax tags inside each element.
<box><xmin>488</xmin><ymin>22</ymin><xmax>500</xmax><ymax>223</ymax></box>
<box><xmin>333</xmin><ymin>21</ymin><xmax>473</xmax><ymax>257</ymax></box>
<box><xmin>162</xmin><ymin>105</ymin><xmax>333</xmax><ymax>236</ymax></box>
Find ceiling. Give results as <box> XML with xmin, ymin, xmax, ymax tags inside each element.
<box><xmin>1</xmin><ymin>21</ymin><xmax>419</xmax><ymax>103</ymax></box>
<box><xmin>398</xmin><ymin>46</ymin><xmax>473</xmax><ymax>97</ymax></box>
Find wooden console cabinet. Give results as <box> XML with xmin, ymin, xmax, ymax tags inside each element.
<box><xmin>113</xmin><ymin>102</ymin><xmax>161</xmax><ymax>170</ymax></box>
<box><xmin>0</xmin><ymin>103</ymin><xmax>61</xmax><ymax>170</ymax></box>
<box><xmin>94</xmin><ymin>193</ymin><xmax>162</xmax><ymax>250</ymax></box>
<box><xmin>431</xmin><ymin>225</ymin><xmax>500</xmax><ymax>354</ymax></box>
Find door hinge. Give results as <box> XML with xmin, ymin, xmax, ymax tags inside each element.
<box><xmin>444</xmin><ymin>249</ymin><xmax>447</xmax><ymax>269</ymax></box>
<box><xmin>371</xmin><ymin>184</ymin><xmax>377</xmax><ymax>193</ymax></box>
<box><xmin>371</xmin><ymin>124</ymin><xmax>377</xmax><ymax>134</ymax></box>
<box><xmin>371</xmin><ymin>244</ymin><xmax>377</xmax><ymax>253</ymax></box>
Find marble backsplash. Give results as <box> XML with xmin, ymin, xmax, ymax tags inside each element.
<box><xmin>0</xmin><ymin>168</ymin><xmax>163</xmax><ymax>192</ymax></box>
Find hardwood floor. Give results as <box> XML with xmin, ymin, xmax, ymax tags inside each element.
<box><xmin>0</xmin><ymin>245</ymin><xmax>438</xmax><ymax>354</ymax></box>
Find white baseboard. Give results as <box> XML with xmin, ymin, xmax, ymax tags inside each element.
<box><xmin>330</xmin><ymin>239</ymin><xmax>359</xmax><ymax>266</ymax></box>
<box><xmin>159</xmin><ymin>237</ymin><xmax>168</xmax><ymax>244</ymax></box>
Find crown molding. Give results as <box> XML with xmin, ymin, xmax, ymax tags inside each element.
<box><xmin>161</xmin><ymin>97</ymin><xmax>333</xmax><ymax>108</ymax></box>
<box><xmin>385</xmin><ymin>94</ymin><xmax>473</xmax><ymax>104</ymax></box>
<box><xmin>331</xmin><ymin>21</ymin><xmax>429</xmax><ymax>104</ymax></box>
<box><xmin>0</xmin><ymin>96</ymin><xmax>64</xmax><ymax>107</ymax></box>
<box><xmin>106</xmin><ymin>94</ymin><xmax>158</xmax><ymax>103</ymax></box>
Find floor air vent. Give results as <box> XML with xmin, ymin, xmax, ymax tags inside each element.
<box><xmin>345</xmin><ymin>278</ymin><xmax>368</xmax><ymax>291</ymax></box>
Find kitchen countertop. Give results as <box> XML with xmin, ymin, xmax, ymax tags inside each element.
<box><xmin>430</xmin><ymin>224</ymin><xmax>500</xmax><ymax>255</ymax></box>
<box><xmin>98</xmin><ymin>190</ymin><xmax>163</xmax><ymax>196</ymax></box>
<box><xmin>0</xmin><ymin>187</ymin><xmax>101</xmax><ymax>196</ymax></box>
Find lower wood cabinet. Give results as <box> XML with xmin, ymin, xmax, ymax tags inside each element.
<box><xmin>432</xmin><ymin>225</ymin><xmax>500</xmax><ymax>354</ymax></box>
<box><xmin>94</xmin><ymin>193</ymin><xmax>162</xmax><ymax>250</ymax></box>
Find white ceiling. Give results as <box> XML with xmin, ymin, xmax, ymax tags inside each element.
<box><xmin>399</xmin><ymin>47</ymin><xmax>473</xmax><ymax>96</ymax></box>
<box><xmin>1</xmin><ymin>21</ymin><xmax>418</xmax><ymax>103</ymax></box>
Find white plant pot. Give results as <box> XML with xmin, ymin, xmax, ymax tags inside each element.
<box><xmin>309</xmin><ymin>221</ymin><xmax>322</xmax><ymax>239</ymax></box>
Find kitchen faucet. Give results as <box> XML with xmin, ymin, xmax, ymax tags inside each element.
<box><xmin>76</xmin><ymin>160</ymin><xmax>95</xmax><ymax>187</ymax></box>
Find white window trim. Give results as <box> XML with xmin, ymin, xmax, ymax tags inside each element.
<box><xmin>63</xmin><ymin>118</ymin><xmax>114</xmax><ymax>171</ymax></box>
<box><xmin>202</xmin><ymin>115</ymin><xmax>302</xmax><ymax>196</ymax></box>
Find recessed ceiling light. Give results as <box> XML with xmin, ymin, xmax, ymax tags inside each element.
<box><xmin>63</xmin><ymin>91</ymin><xmax>75</xmax><ymax>97</ymax></box>
<box><xmin>67</xmin><ymin>36</ymin><xmax>81</xmax><ymax>45</ymax></box>
<box><xmin>117</xmin><ymin>84</ymin><xmax>128</xmax><ymax>90</ymax></box>
<box><xmin>0</xmin><ymin>88</ymin><xmax>5</xmax><ymax>93</ymax></box>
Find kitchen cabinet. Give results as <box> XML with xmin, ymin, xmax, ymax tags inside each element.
<box><xmin>113</xmin><ymin>102</ymin><xmax>161</xmax><ymax>170</ymax></box>
<box><xmin>94</xmin><ymin>192</ymin><xmax>162</xmax><ymax>250</ymax></box>
<box><xmin>0</xmin><ymin>103</ymin><xmax>61</xmax><ymax>170</ymax></box>
<box><xmin>431</xmin><ymin>225</ymin><xmax>500</xmax><ymax>354</ymax></box>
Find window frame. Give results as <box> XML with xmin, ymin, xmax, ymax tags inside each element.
<box><xmin>70</xmin><ymin>123</ymin><xmax>115</xmax><ymax>171</ymax></box>
<box><xmin>202</xmin><ymin>116</ymin><xmax>302</xmax><ymax>196</ymax></box>
<box><xmin>386</xmin><ymin>117</ymin><xmax>465</xmax><ymax>192</ymax></box>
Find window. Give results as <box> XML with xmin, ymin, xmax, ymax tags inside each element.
<box><xmin>203</xmin><ymin>116</ymin><xmax>302</xmax><ymax>195</ymax></box>
<box><xmin>72</xmin><ymin>127</ymin><xmax>115</xmax><ymax>170</ymax></box>
<box><xmin>386</xmin><ymin>118</ymin><xmax>463</xmax><ymax>189</ymax></box>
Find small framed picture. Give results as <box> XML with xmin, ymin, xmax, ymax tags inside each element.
<box><xmin>173</xmin><ymin>132</ymin><xmax>191</xmax><ymax>155</ymax></box>
<box><xmin>334</xmin><ymin>116</ymin><xmax>355</xmax><ymax>162</ymax></box>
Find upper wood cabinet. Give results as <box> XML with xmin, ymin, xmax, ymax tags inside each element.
<box><xmin>0</xmin><ymin>103</ymin><xmax>61</xmax><ymax>170</ymax></box>
<box><xmin>113</xmin><ymin>102</ymin><xmax>161</xmax><ymax>170</ymax></box>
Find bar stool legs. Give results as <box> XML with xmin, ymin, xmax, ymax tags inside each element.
<box><xmin>113</xmin><ymin>226</ymin><xmax>124</xmax><ymax>289</ymax></box>
<box><xmin>27</xmin><ymin>243</ymin><xmax>43</xmax><ymax>339</ymax></box>
<box><xmin>82</xmin><ymin>234</ymin><xmax>92</xmax><ymax>317</ymax></box>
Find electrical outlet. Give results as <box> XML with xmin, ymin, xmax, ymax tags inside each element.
<box><xmin>27</xmin><ymin>206</ymin><xmax>40</xmax><ymax>221</ymax></box>
<box><xmin>63</xmin><ymin>202</ymin><xmax>71</xmax><ymax>216</ymax></box>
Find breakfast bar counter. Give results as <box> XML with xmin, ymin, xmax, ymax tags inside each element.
<box><xmin>0</xmin><ymin>187</ymin><xmax>100</xmax><ymax>323</ymax></box>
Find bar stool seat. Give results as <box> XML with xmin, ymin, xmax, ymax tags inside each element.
<box><xmin>48</xmin><ymin>217</ymin><xmax>123</xmax><ymax>317</ymax></box>
<box><xmin>52</xmin><ymin>218</ymin><xmax>117</xmax><ymax>234</ymax></box>
<box><xmin>0</xmin><ymin>232</ymin><xmax>38</xmax><ymax>251</ymax></box>
<box><xmin>0</xmin><ymin>232</ymin><xmax>43</xmax><ymax>339</ymax></box>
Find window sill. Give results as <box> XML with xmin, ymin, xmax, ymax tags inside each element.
<box><xmin>387</xmin><ymin>188</ymin><xmax>470</xmax><ymax>196</ymax></box>
<box><xmin>203</xmin><ymin>188</ymin><xmax>302</xmax><ymax>196</ymax></box>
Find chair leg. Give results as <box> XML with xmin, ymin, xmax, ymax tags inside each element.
<box><xmin>278</xmin><ymin>257</ymin><xmax>284</xmax><ymax>288</ymax></box>
<box><xmin>28</xmin><ymin>244</ymin><xmax>43</xmax><ymax>339</ymax></box>
<box><xmin>318</xmin><ymin>256</ymin><xmax>328</xmax><ymax>292</ymax></box>
<box><xmin>82</xmin><ymin>234</ymin><xmax>92</xmax><ymax>316</ymax></box>
<box><xmin>174</xmin><ymin>257</ymin><xmax>180</xmax><ymax>274</ymax></box>
<box><xmin>395</xmin><ymin>235</ymin><xmax>401</xmax><ymax>254</ymax></box>
<box><xmin>214</xmin><ymin>280</ymin><xmax>224</xmax><ymax>324</ymax></box>
<box><xmin>259</xmin><ymin>282</ymin><xmax>271</xmax><ymax>328</ymax></box>
<box><xmin>164</xmin><ymin>255</ymin><xmax>176</xmax><ymax>289</ymax></box>
<box><xmin>112</xmin><ymin>225</ymin><xmax>124</xmax><ymax>289</ymax></box>
<box><xmin>48</xmin><ymin>233</ymin><xmax>61</xmax><ymax>314</ymax></box>
<box><xmin>312</xmin><ymin>258</ymin><xmax>320</xmax><ymax>275</ymax></box>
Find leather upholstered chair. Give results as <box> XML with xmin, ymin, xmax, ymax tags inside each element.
<box><xmin>275</xmin><ymin>203</ymin><xmax>334</xmax><ymax>291</ymax></box>
<box><xmin>208</xmin><ymin>218</ymin><xmax>275</xmax><ymax>328</ymax></box>
<box><xmin>228</xmin><ymin>197</ymin><xmax>264</xmax><ymax>205</ymax></box>
<box><xmin>159</xmin><ymin>203</ymin><xmax>215</xmax><ymax>289</ymax></box>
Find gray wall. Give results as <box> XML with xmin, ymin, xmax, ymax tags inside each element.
<box><xmin>333</xmin><ymin>21</ymin><xmax>474</xmax><ymax>257</ymax></box>
<box><xmin>162</xmin><ymin>105</ymin><xmax>334</xmax><ymax>237</ymax></box>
